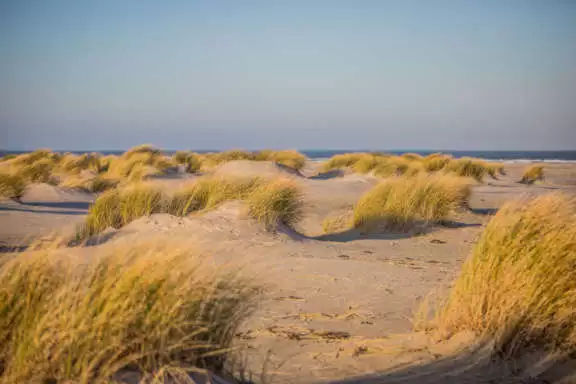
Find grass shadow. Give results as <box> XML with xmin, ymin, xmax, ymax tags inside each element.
<box><xmin>308</xmin><ymin>169</ymin><xmax>345</xmax><ymax>180</ymax></box>
<box><xmin>0</xmin><ymin>205</ymin><xmax>87</xmax><ymax>215</ymax></box>
<box><xmin>23</xmin><ymin>201</ymin><xmax>91</xmax><ymax>210</ymax></box>
<box><xmin>326</xmin><ymin>342</ymin><xmax>575</xmax><ymax>384</ymax></box>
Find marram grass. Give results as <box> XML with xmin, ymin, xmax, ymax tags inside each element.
<box><xmin>0</xmin><ymin>172</ymin><xmax>27</xmax><ymax>201</ymax></box>
<box><xmin>520</xmin><ymin>164</ymin><xmax>544</xmax><ymax>184</ymax></box>
<box><xmin>353</xmin><ymin>174</ymin><xmax>471</xmax><ymax>232</ymax></box>
<box><xmin>430</xmin><ymin>193</ymin><xmax>576</xmax><ymax>355</ymax></box>
<box><xmin>0</xmin><ymin>241</ymin><xmax>258</xmax><ymax>383</ymax></box>
<box><xmin>78</xmin><ymin>184</ymin><xmax>164</xmax><ymax>238</ymax></box>
<box><xmin>246</xmin><ymin>178</ymin><xmax>303</xmax><ymax>230</ymax></box>
<box><xmin>80</xmin><ymin>176</ymin><xmax>304</xmax><ymax>238</ymax></box>
<box><xmin>168</xmin><ymin>177</ymin><xmax>264</xmax><ymax>216</ymax></box>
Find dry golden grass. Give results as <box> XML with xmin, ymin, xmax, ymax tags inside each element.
<box><xmin>0</xmin><ymin>241</ymin><xmax>258</xmax><ymax>383</ymax></box>
<box><xmin>9</xmin><ymin>149</ymin><xmax>57</xmax><ymax>166</ymax></box>
<box><xmin>80</xmin><ymin>176</ymin><xmax>304</xmax><ymax>237</ymax></box>
<box><xmin>430</xmin><ymin>193</ymin><xmax>576</xmax><ymax>355</ymax></box>
<box><xmin>246</xmin><ymin>178</ymin><xmax>303</xmax><ymax>230</ymax></box>
<box><xmin>200</xmin><ymin>149</ymin><xmax>307</xmax><ymax>171</ymax></box>
<box><xmin>372</xmin><ymin>157</ymin><xmax>414</xmax><ymax>177</ymax></box>
<box><xmin>124</xmin><ymin>143</ymin><xmax>162</xmax><ymax>157</ymax></box>
<box><xmin>351</xmin><ymin>155</ymin><xmax>387</xmax><ymax>174</ymax></box>
<box><xmin>169</xmin><ymin>177</ymin><xmax>263</xmax><ymax>216</ymax></box>
<box><xmin>444</xmin><ymin>157</ymin><xmax>489</xmax><ymax>182</ymax></box>
<box><xmin>353</xmin><ymin>175</ymin><xmax>471</xmax><ymax>232</ymax></box>
<box><xmin>520</xmin><ymin>164</ymin><xmax>544</xmax><ymax>184</ymax></box>
<box><xmin>259</xmin><ymin>150</ymin><xmax>307</xmax><ymax>171</ymax></box>
<box><xmin>174</xmin><ymin>151</ymin><xmax>202</xmax><ymax>173</ymax></box>
<box><xmin>78</xmin><ymin>184</ymin><xmax>164</xmax><ymax>238</ymax></box>
<box><xmin>58</xmin><ymin>153</ymin><xmax>102</xmax><ymax>174</ymax></box>
<box><xmin>422</xmin><ymin>154</ymin><xmax>452</xmax><ymax>172</ymax></box>
<box><xmin>322</xmin><ymin>211</ymin><xmax>353</xmax><ymax>234</ymax></box>
<box><xmin>105</xmin><ymin>151</ymin><xmax>169</xmax><ymax>181</ymax></box>
<box><xmin>0</xmin><ymin>172</ymin><xmax>27</xmax><ymax>201</ymax></box>
<box><xmin>321</xmin><ymin>153</ymin><xmax>368</xmax><ymax>172</ymax></box>
<box><xmin>401</xmin><ymin>153</ymin><xmax>423</xmax><ymax>161</ymax></box>
<box><xmin>19</xmin><ymin>158</ymin><xmax>57</xmax><ymax>183</ymax></box>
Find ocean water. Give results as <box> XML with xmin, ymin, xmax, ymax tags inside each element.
<box><xmin>1</xmin><ymin>149</ymin><xmax>576</xmax><ymax>162</ymax></box>
<box><xmin>300</xmin><ymin>150</ymin><xmax>576</xmax><ymax>162</ymax></box>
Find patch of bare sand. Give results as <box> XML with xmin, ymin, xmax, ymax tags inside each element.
<box><xmin>211</xmin><ymin>160</ymin><xmax>304</xmax><ymax>179</ymax></box>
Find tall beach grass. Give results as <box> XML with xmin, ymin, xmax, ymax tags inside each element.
<box><xmin>520</xmin><ymin>164</ymin><xmax>544</xmax><ymax>184</ymax></box>
<box><xmin>353</xmin><ymin>175</ymin><xmax>472</xmax><ymax>232</ymax></box>
<box><xmin>0</xmin><ymin>241</ymin><xmax>258</xmax><ymax>383</ymax></box>
<box><xmin>430</xmin><ymin>193</ymin><xmax>576</xmax><ymax>355</ymax></box>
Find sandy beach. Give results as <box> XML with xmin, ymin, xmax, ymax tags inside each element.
<box><xmin>1</xmin><ymin>158</ymin><xmax>575</xmax><ymax>383</ymax></box>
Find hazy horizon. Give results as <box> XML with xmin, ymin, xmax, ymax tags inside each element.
<box><xmin>1</xmin><ymin>1</ymin><xmax>576</xmax><ymax>151</ymax></box>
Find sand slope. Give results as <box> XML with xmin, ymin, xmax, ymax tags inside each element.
<box><xmin>1</xmin><ymin>161</ymin><xmax>575</xmax><ymax>383</ymax></box>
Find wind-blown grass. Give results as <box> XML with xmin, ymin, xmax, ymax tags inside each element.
<box><xmin>174</xmin><ymin>151</ymin><xmax>202</xmax><ymax>173</ymax></box>
<box><xmin>0</xmin><ymin>241</ymin><xmax>258</xmax><ymax>383</ymax></box>
<box><xmin>201</xmin><ymin>149</ymin><xmax>307</xmax><ymax>171</ymax></box>
<box><xmin>246</xmin><ymin>179</ymin><xmax>303</xmax><ymax>229</ymax></box>
<box><xmin>430</xmin><ymin>193</ymin><xmax>576</xmax><ymax>355</ymax></box>
<box><xmin>80</xmin><ymin>176</ymin><xmax>304</xmax><ymax>238</ymax></box>
<box><xmin>168</xmin><ymin>177</ymin><xmax>263</xmax><ymax>216</ymax></box>
<box><xmin>0</xmin><ymin>173</ymin><xmax>27</xmax><ymax>201</ymax></box>
<box><xmin>353</xmin><ymin>175</ymin><xmax>471</xmax><ymax>232</ymax></box>
<box><xmin>520</xmin><ymin>164</ymin><xmax>544</xmax><ymax>184</ymax></box>
<box><xmin>444</xmin><ymin>157</ymin><xmax>489</xmax><ymax>182</ymax></box>
<box><xmin>78</xmin><ymin>184</ymin><xmax>164</xmax><ymax>238</ymax></box>
<box><xmin>19</xmin><ymin>159</ymin><xmax>56</xmax><ymax>183</ymax></box>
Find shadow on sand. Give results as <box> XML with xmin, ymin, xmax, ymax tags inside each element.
<box><xmin>310</xmin><ymin>222</ymin><xmax>482</xmax><ymax>243</ymax></box>
<box><xmin>327</xmin><ymin>342</ymin><xmax>575</xmax><ymax>384</ymax></box>
<box><xmin>22</xmin><ymin>201</ymin><xmax>92</xmax><ymax>210</ymax></box>
<box><xmin>0</xmin><ymin>205</ymin><xmax>87</xmax><ymax>215</ymax></box>
<box><xmin>308</xmin><ymin>169</ymin><xmax>345</xmax><ymax>180</ymax></box>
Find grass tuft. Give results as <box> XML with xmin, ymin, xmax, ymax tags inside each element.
<box><xmin>174</xmin><ymin>151</ymin><xmax>202</xmax><ymax>173</ymax></box>
<box><xmin>0</xmin><ymin>241</ymin><xmax>258</xmax><ymax>382</ymax></box>
<box><xmin>444</xmin><ymin>157</ymin><xmax>489</xmax><ymax>182</ymax></box>
<box><xmin>168</xmin><ymin>177</ymin><xmax>263</xmax><ymax>216</ymax></box>
<box><xmin>520</xmin><ymin>164</ymin><xmax>544</xmax><ymax>184</ymax></box>
<box><xmin>78</xmin><ymin>184</ymin><xmax>164</xmax><ymax>238</ymax></box>
<box><xmin>246</xmin><ymin>179</ymin><xmax>303</xmax><ymax>230</ymax></box>
<box><xmin>353</xmin><ymin>175</ymin><xmax>471</xmax><ymax>232</ymax></box>
<box><xmin>0</xmin><ymin>173</ymin><xmax>27</xmax><ymax>201</ymax></box>
<box><xmin>430</xmin><ymin>193</ymin><xmax>576</xmax><ymax>355</ymax></box>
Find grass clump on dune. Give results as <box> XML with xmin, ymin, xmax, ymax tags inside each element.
<box><xmin>174</xmin><ymin>151</ymin><xmax>202</xmax><ymax>173</ymax></box>
<box><xmin>262</xmin><ymin>150</ymin><xmax>307</xmax><ymax>171</ymax></box>
<box><xmin>201</xmin><ymin>149</ymin><xmax>307</xmax><ymax>171</ymax></box>
<box><xmin>246</xmin><ymin>179</ymin><xmax>303</xmax><ymax>229</ymax></box>
<box><xmin>19</xmin><ymin>158</ymin><xmax>56</xmax><ymax>183</ymax></box>
<box><xmin>80</xmin><ymin>176</ymin><xmax>305</xmax><ymax>237</ymax></box>
<box><xmin>169</xmin><ymin>177</ymin><xmax>263</xmax><ymax>216</ymax></box>
<box><xmin>0</xmin><ymin>241</ymin><xmax>257</xmax><ymax>383</ymax></box>
<box><xmin>520</xmin><ymin>164</ymin><xmax>544</xmax><ymax>184</ymax></box>
<box><xmin>353</xmin><ymin>175</ymin><xmax>471</xmax><ymax>232</ymax></box>
<box><xmin>444</xmin><ymin>157</ymin><xmax>489</xmax><ymax>182</ymax></box>
<box><xmin>430</xmin><ymin>193</ymin><xmax>576</xmax><ymax>355</ymax></box>
<box><xmin>0</xmin><ymin>173</ymin><xmax>27</xmax><ymax>201</ymax></box>
<box><xmin>78</xmin><ymin>184</ymin><xmax>164</xmax><ymax>238</ymax></box>
<box><xmin>321</xmin><ymin>153</ymin><xmax>367</xmax><ymax>172</ymax></box>
<box><xmin>423</xmin><ymin>153</ymin><xmax>452</xmax><ymax>172</ymax></box>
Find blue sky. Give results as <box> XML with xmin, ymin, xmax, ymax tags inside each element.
<box><xmin>1</xmin><ymin>0</ymin><xmax>575</xmax><ymax>150</ymax></box>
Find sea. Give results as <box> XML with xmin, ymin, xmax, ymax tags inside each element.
<box><xmin>1</xmin><ymin>149</ymin><xmax>576</xmax><ymax>162</ymax></box>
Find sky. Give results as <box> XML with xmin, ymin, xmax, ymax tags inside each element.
<box><xmin>1</xmin><ymin>0</ymin><xmax>575</xmax><ymax>151</ymax></box>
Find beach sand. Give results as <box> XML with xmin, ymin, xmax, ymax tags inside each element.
<box><xmin>1</xmin><ymin>161</ymin><xmax>575</xmax><ymax>383</ymax></box>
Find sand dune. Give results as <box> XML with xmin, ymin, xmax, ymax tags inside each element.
<box><xmin>1</xmin><ymin>161</ymin><xmax>575</xmax><ymax>383</ymax></box>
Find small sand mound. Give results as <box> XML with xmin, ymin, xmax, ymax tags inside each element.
<box><xmin>211</xmin><ymin>160</ymin><xmax>302</xmax><ymax>179</ymax></box>
<box><xmin>22</xmin><ymin>183</ymin><xmax>94</xmax><ymax>203</ymax></box>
